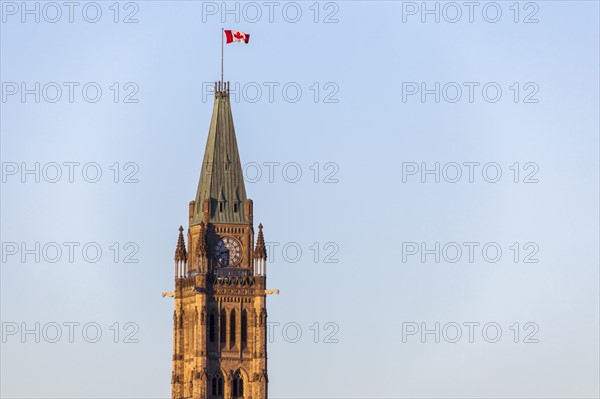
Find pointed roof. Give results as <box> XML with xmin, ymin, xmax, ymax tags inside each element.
<box><xmin>192</xmin><ymin>86</ymin><xmax>248</xmax><ymax>225</ymax></box>
<box><xmin>174</xmin><ymin>226</ymin><xmax>187</xmax><ymax>262</ymax></box>
<box><xmin>254</xmin><ymin>223</ymin><xmax>267</xmax><ymax>260</ymax></box>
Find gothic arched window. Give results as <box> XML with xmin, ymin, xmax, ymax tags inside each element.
<box><xmin>232</xmin><ymin>371</ymin><xmax>244</xmax><ymax>398</ymax></box>
<box><xmin>211</xmin><ymin>371</ymin><xmax>224</xmax><ymax>398</ymax></box>
<box><xmin>230</xmin><ymin>309</ymin><xmax>236</xmax><ymax>347</ymax></box>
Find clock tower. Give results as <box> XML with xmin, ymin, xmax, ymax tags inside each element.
<box><xmin>170</xmin><ymin>82</ymin><xmax>270</xmax><ymax>399</ymax></box>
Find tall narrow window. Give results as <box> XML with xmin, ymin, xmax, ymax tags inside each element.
<box><xmin>212</xmin><ymin>371</ymin><xmax>224</xmax><ymax>397</ymax></box>
<box><xmin>230</xmin><ymin>309</ymin><xmax>236</xmax><ymax>347</ymax></box>
<box><xmin>232</xmin><ymin>371</ymin><xmax>243</xmax><ymax>398</ymax></box>
<box><xmin>220</xmin><ymin>311</ymin><xmax>226</xmax><ymax>346</ymax></box>
<box><xmin>233</xmin><ymin>203</ymin><xmax>238</xmax><ymax>213</ymax></box>
<box><xmin>219</xmin><ymin>202</ymin><xmax>224</xmax><ymax>212</ymax></box>
<box><xmin>209</xmin><ymin>314</ymin><xmax>215</xmax><ymax>342</ymax></box>
<box><xmin>241</xmin><ymin>310</ymin><xmax>247</xmax><ymax>348</ymax></box>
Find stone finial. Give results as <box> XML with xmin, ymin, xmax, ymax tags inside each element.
<box><xmin>174</xmin><ymin>226</ymin><xmax>187</xmax><ymax>262</ymax></box>
<box><xmin>196</xmin><ymin>222</ymin><xmax>207</xmax><ymax>257</ymax></box>
<box><xmin>254</xmin><ymin>223</ymin><xmax>267</xmax><ymax>260</ymax></box>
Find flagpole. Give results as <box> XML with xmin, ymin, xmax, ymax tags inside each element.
<box><xmin>221</xmin><ymin>28</ymin><xmax>224</xmax><ymax>85</ymax></box>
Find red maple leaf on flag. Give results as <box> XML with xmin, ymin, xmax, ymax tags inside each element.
<box><xmin>224</xmin><ymin>30</ymin><xmax>250</xmax><ymax>44</ymax></box>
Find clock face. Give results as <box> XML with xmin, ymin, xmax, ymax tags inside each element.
<box><xmin>214</xmin><ymin>237</ymin><xmax>242</xmax><ymax>266</ymax></box>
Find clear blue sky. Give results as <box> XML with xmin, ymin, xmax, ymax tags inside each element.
<box><xmin>1</xmin><ymin>1</ymin><xmax>599</xmax><ymax>398</ymax></box>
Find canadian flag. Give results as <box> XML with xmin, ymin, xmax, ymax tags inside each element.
<box><xmin>224</xmin><ymin>30</ymin><xmax>250</xmax><ymax>44</ymax></box>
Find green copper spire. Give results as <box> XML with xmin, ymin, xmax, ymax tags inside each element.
<box><xmin>191</xmin><ymin>83</ymin><xmax>248</xmax><ymax>225</ymax></box>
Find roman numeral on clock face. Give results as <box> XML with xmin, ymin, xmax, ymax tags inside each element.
<box><xmin>214</xmin><ymin>237</ymin><xmax>242</xmax><ymax>266</ymax></box>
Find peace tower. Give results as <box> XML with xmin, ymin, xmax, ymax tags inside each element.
<box><xmin>168</xmin><ymin>82</ymin><xmax>272</xmax><ymax>399</ymax></box>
